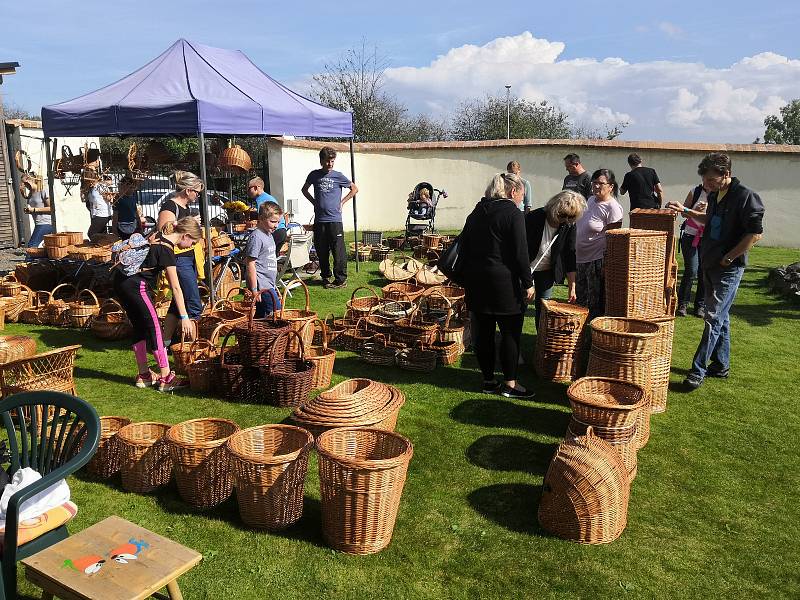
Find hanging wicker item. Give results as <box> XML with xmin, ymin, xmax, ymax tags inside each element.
<box><xmin>538</xmin><ymin>425</ymin><xmax>630</xmax><ymax>544</ymax></box>
<box><xmin>218</xmin><ymin>145</ymin><xmax>252</xmax><ymax>174</ymax></box>
<box><xmin>167</xmin><ymin>418</ymin><xmax>240</xmax><ymax>509</ymax></box>
<box><xmin>227</xmin><ymin>424</ymin><xmax>314</xmax><ymax>530</ymax></box>
<box><xmin>317</xmin><ymin>428</ymin><xmax>413</xmax><ymax>555</ymax></box>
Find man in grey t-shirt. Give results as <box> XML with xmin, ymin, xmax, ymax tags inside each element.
<box><xmin>246</xmin><ymin>201</ymin><xmax>283</xmax><ymax>318</ymax></box>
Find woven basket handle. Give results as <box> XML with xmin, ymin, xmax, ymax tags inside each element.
<box><xmin>266</xmin><ymin>329</ymin><xmax>305</xmax><ymax>372</ymax></box>
<box><xmin>50</xmin><ymin>283</ymin><xmax>77</xmax><ymax>303</ymax></box>
<box><xmin>349</xmin><ymin>285</ymin><xmax>379</xmax><ymax>304</ymax></box>
<box><xmin>99</xmin><ymin>298</ymin><xmax>124</xmax><ymax>315</ymax></box>
<box><xmin>280</xmin><ymin>277</ymin><xmax>311</xmax><ymax>314</ymax></box>
<box><xmin>4</xmin><ymin>274</ymin><xmax>18</xmax><ymax>283</ymax></box>
<box><xmin>248</xmin><ymin>288</ymin><xmax>279</xmax><ymax>329</ymax></box>
<box><xmin>76</xmin><ymin>289</ymin><xmax>99</xmax><ymax>307</ymax></box>
<box><xmin>311</xmin><ymin>318</ymin><xmax>329</xmax><ymax>350</ymax></box>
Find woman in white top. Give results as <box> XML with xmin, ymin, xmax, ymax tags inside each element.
<box><xmin>574</xmin><ymin>168</ymin><xmax>624</xmax><ymax>319</ymax></box>
<box><xmin>524</xmin><ymin>190</ymin><xmax>586</xmax><ymax>328</ymax></box>
<box><xmin>22</xmin><ymin>176</ymin><xmax>53</xmax><ymax>248</ymax></box>
<box><xmin>85</xmin><ymin>176</ymin><xmax>113</xmax><ymax>241</ymax></box>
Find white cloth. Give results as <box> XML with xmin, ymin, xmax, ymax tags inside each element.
<box><xmin>532</xmin><ymin>222</ymin><xmax>558</xmax><ymax>272</ymax></box>
<box><xmin>87</xmin><ymin>187</ymin><xmax>112</xmax><ymax>218</ymax></box>
<box><xmin>0</xmin><ymin>467</ymin><xmax>70</xmax><ymax>526</ymax></box>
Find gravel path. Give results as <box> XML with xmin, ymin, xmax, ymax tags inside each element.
<box><xmin>0</xmin><ymin>247</ymin><xmax>26</xmax><ymax>275</ymax></box>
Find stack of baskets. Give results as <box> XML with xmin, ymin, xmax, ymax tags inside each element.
<box><xmin>534</xmin><ymin>300</ymin><xmax>590</xmax><ymax>382</ymax></box>
<box><xmin>649</xmin><ymin>316</ymin><xmax>676</xmax><ymax>413</ymax></box>
<box><xmin>538</xmin><ymin>424</ymin><xmax>630</xmax><ymax>544</ymax></box>
<box><xmin>291</xmin><ymin>378</ymin><xmax>405</xmax><ymax>438</ymax></box>
<box><xmin>604</xmin><ymin>229</ymin><xmax>667</xmax><ymax>319</ymax></box>
<box><xmin>586</xmin><ymin>317</ymin><xmax>659</xmax><ymax>449</ymax></box>
<box><xmin>566</xmin><ymin>377</ymin><xmax>647</xmax><ymax>482</ymax></box>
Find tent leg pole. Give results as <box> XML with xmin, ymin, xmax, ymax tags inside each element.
<box><xmin>198</xmin><ymin>132</ymin><xmax>215</xmax><ymax>305</ymax></box>
<box><xmin>350</xmin><ymin>138</ymin><xmax>358</xmax><ymax>273</ymax></box>
<box><xmin>44</xmin><ymin>137</ymin><xmax>58</xmax><ymax>232</ymax></box>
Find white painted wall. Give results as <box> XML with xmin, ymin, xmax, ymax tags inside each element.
<box><xmin>267</xmin><ymin>139</ymin><xmax>799</xmax><ymax>247</ymax></box>
<box><xmin>17</xmin><ymin>126</ymin><xmax>100</xmax><ymax>238</ymax></box>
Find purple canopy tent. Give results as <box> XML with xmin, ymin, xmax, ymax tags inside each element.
<box><xmin>41</xmin><ymin>39</ymin><xmax>359</xmax><ymax>297</ymax></box>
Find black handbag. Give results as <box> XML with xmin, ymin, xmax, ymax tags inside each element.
<box><xmin>438</xmin><ymin>234</ymin><xmax>463</xmax><ymax>284</ymax></box>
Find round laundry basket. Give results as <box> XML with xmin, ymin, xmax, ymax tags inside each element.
<box><xmin>227</xmin><ymin>425</ymin><xmax>313</xmax><ymax>529</ymax></box>
<box><xmin>117</xmin><ymin>422</ymin><xmax>173</xmax><ymax>493</ymax></box>
<box><xmin>84</xmin><ymin>416</ymin><xmax>131</xmax><ymax>479</ymax></box>
<box><xmin>316</xmin><ymin>427</ymin><xmax>413</xmax><ymax>554</ymax></box>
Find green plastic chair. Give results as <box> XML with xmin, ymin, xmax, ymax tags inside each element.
<box><xmin>0</xmin><ymin>391</ymin><xmax>99</xmax><ymax>600</ymax></box>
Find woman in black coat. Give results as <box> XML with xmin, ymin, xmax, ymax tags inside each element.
<box><xmin>460</xmin><ymin>172</ymin><xmax>535</xmax><ymax>398</ymax></box>
<box><xmin>525</xmin><ymin>190</ymin><xmax>587</xmax><ymax>328</ymax></box>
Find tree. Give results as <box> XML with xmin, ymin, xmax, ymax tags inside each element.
<box><xmin>310</xmin><ymin>41</ymin><xmax>447</xmax><ymax>143</ymax></box>
<box><xmin>762</xmin><ymin>99</ymin><xmax>800</xmax><ymax>144</ymax></box>
<box><xmin>449</xmin><ymin>95</ymin><xmax>572</xmax><ymax>141</ymax></box>
<box><xmin>0</xmin><ymin>99</ymin><xmax>39</xmax><ymax>121</ymax></box>
<box><xmin>571</xmin><ymin>121</ymin><xmax>629</xmax><ymax>141</ymax></box>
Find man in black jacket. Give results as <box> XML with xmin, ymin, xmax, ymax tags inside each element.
<box><xmin>666</xmin><ymin>153</ymin><xmax>764</xmax><ymax>390</ymax></box>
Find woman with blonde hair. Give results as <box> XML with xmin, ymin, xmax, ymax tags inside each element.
<box><xmin>159</xmin><ymin>171</ymin><xmax>204</xmax><ymax>341</ymax></box>
<box><xmin>459</xmin><ymin>172</ymin><xmax>535</xmax><ymax>398</ymax></box>
<box><xmin>22</xmin><ymin>175</ymin><xmax>53</xmax><ymax>248</ymax></box>
<box><xmin>113</xmin><ymin>217</ymin><xmax>201</xmax><ymax>392</ymax></box>
<box><xmin>525</xmin><ymin>190</ymin><xmax>587</xmax><ymax>328</ymax></box>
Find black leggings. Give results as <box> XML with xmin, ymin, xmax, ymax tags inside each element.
<box><xmin>472</xmin><ymin>312</ymin><xmax>524</xmax><ymax>382</ymax></box>
<box><xmin>113</xmin><ymin>273</ymin><xmax>165</xmax><ymax>351</ymax></box>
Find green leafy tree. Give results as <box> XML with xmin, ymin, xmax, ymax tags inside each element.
<box><xmin>762</xmin><ymin>99</ymin><xmax>800</xmax><ymax>144</ymax></box>
<box><xmin>449</xmin><ymin>95</ymin><xmax>572</xmax><ymax>141</ymax></box>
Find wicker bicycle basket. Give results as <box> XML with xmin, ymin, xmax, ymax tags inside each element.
<box><xmin>84</xmin><ymin>416</ymin><xmax>132</xmax><ymax>479</ymax></box>
<box><xmin>227</xmin><ymin>425</ymin><xmax>314</xmax><ymax>530</ymax></box>
<box><xmin>166</xmin><ymin>418</ymin><xmax>240</xmax><ymax>509</ymax></box>
<box><xmin>538</xmin><ymin>426</ymin><xmax>629</xmax><ymax>544</ymax></box>
<box><xmin>316</xmin><ymin>427</ymin><xmax>413</xmax><ymax>554</ymax></box>
<box><xmin>117</xmin><ymin>422</ymin><xmax>174</xmax><ymax>493</ymax></box>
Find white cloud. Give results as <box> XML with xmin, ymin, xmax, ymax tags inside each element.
<box><xmin>658</xmin><ymin>21</ymin><xmax>684</xmax><ymax>39</ymax></box>
<box><xmin>380</xmin><ymin>32</ymin><xmax>800</xmax><ymax>142</ymax></box>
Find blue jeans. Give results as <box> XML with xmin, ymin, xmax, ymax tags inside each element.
<box><xmin>254</xmin><ymin>288</ymin><xmax>282</xmax><ymax>319</ymax></box>
<box><xmin>27</xmin><ymin>224</ymin><xmax>54</xmax><ymax>248</ymax></box>
<box><xmin>532</xmin><ymin>269</ymin><xmax>555</xmax><ymax>329</ymax></box>
<box><xmin>689</xmin><ymin>264</ymin><xmax>744</xmax><ymax>379</ymax></box>
<box><xmin>677</xmin><ymin>233</ymin><xmax>705</xmax><ymax>309</ymax></box>
<box><xmin>173</xmin><ymin>254</ymin><xmax>203</xmax><ymax>319</ymax></box>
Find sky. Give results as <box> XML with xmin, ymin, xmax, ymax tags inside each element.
<box><xmin>1</xmin><ymin>0</ymin><xmax>799</xmax><ymax>143</ymax></box>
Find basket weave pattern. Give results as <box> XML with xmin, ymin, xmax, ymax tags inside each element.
<box><xmin>604</xmin><ymin>229</ymin><xmax>667</xmax><ymax>319</ymax></box>
<box><xmin>118</xmin><ymin>422</ymin><xmax>174</xmax><ymax>493</ymax></box>
<box><xmin>534</xmin><ymin>300</ymin><xmax>589</xmax><ymax>382</ymax></box>
<box><xmin>85</xmin><ymin>416</ymin><xmax>132</xmax><ymax>479</ymax></box>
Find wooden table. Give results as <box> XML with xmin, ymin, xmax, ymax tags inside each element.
<box><xmin>22</xmin><ymin>516</ymin><xmax>202</xmax><ymax>600</ymax></box>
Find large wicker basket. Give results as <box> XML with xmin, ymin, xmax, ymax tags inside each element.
<box><xmin>279</xmin><ymin>280</ymin><xmax>317</xmax><ymax>356</ymax></box>
<box><xmin>218</xmin><ymin>145</ymin><xmax>252</xmax><ymax>174</ymax></box>
<box><xmin>84</xmin><ymin>416</ymin><xmax>132</xmax><ymax>479</ymax></box>
<box><xmin>306</xmin><ymin>319</ymin><xmax>336</xmax><ymax>390</ymax></box>
<box><xmin>538</xmin><ymin>426</ymin><xmax>630</xmax><ymax>544</ymax></box>
<box><xmin>67</xmin><ymin>289</ymin><xmax>101</xmax><ymax>329</ymax></box>
<box><xmin>649</xmin><ymin>316</ymin><xmax>675</xmax><ymax>413</ymax></box>
<box><xmin>233</xmin><ymin>293</ymin><xmax>290</xmax><ymax>367</ymax></box>
<box><xmin>227</xmin><ymin>425</ymin><xmax>313</xmax><ymax>530</ymax></box>
<box><xmin>258</xmin><ymin>331</ymin><xmax>316</xmax><ymax>408</ymax></box>
<box><xmin>589</xmin><ymin>317</ymin><xmax>659</xmax><ymax>355</ymax></box>
<box><xmin>630</xmin><ymin>208</ymin><xmax>678</xmax><ymax>315</ymax></box>
<box><xmin>604</xmin><ymin>229</ymin><xmax>667</xmax><ymax>319</ymax></box>
<box><xmin>117</xmin><ymin>422</ymin><xmax>174</xmax><ymax>493</ymax></box>
<box><xmin>90</xmin><ymin>299</ymin><xmax>133</xmax><ymax>341</ymax></box>
<box><xmin>0</xmin><ymin>275</ymin><xmax>22</xmax><ymax>297</ymax></box>
<box><xmin>534</xmin><ymin>300</ymin><xmax>589</xmax><ymax>383</ymax></box>
<box><xmin>316</xmin><ymin>428</ymin><xmax>413</xmax><ymax>554</ymax></box>
<box><xmin>166</xmin><ymin>418</ymin><xmax>240</xmax><ymax>509</ymax></box>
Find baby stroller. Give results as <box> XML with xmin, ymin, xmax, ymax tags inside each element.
<box><xmin>404</xmin><ymin>182</ymin><xmax>447</xmax><ymax>248</ymax></box>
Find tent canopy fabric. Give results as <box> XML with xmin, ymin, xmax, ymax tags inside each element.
<box><xmin>41</xmin><ymin>39</ymin><xmax>353</xmax><ymax>138</ymax></box>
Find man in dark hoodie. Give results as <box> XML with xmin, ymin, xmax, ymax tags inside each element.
<box><xmin>666</xmin><ymin>153</ymin><xmax>764</xmax><ymax>391</ymax></box>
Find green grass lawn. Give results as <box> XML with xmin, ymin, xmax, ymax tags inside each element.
<box><xmin>6</xmin><ymin>245</ymin><xmax>800</xmax><ymax>599</ymax></box>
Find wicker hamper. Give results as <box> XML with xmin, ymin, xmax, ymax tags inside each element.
<box><xmin>604</xmin><ymin>229</ymin><xmax>667</xmax><ymax>319</ymax></box>
<box><xmin>167</xmin><ymin>418</ymin><xmax>240</xmax><ymax>509</ymax></box>
<box><xmin>649</xmin><ymin>316</ymin><xmax>675</xmax><ymax>413</ymax></box>
<box><xmin>84</xmin><ymin>416</ymin><xmax>132</xmax><ymax>479</ymax></box>
<box><xmin>538</xmin><ymin>425</ymin><xmax>630</xmax><ymax>544</ymax></box>
<box><xmin>534</xmin><ymin>300</ymin><xmax>590</xmax><ymax>383</ymax></box>
<box><xmin>317</xmin><ymin>428</ymin><xmax>413</xmax><ymax>554</ymax></box>
<box><xmin>117</xmin><ymin>422</ymin><xmax>174</xmax><ymax>493</ymax></box>
<box><xmin>227</xmin><ymin>425</ymin><xmax>314</xmax><ymax>530</ymax></box>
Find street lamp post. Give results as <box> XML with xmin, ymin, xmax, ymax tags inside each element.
<box><xmin>505</xmin><ymin>85</ymin><xmax>511</xmax><ymax>139</ymax></box>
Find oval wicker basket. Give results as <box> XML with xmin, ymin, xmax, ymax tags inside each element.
<box><xmin>0</xmin><ymin>275</ymin><xmax>22</xmax><ymax>297</ymax></box>
<box><xmin>306</xmin><ymin>319</ymin><xmax>336</xmax><ymax>389</ymax></box>
<box><xmin>90</xmin><ymin>299</ymin><xmax>133</xmax><ymax>340</ymax></box>
<box><xmin>167</xmin><ymin>418</ymin><xmax>240</xmax><ymax>509</ymax></box>
<box><xmin>566</xmin><ymin>377</ymin><xmax>647</xmax><ymax>429</ymax></box>
<box><xmin>590</xmin><ymin>317</ymin><xmax>659</xmax><ymax>355</ymax></box>
<box><xmin>218</xmin><ymin>145</ymin><xmax>252</xmax><ymax>173</ymax></box>
<box><xmin>68</xmin><ymin>289</ymin><xmax>101</xmax><ymax>329</ymax></box>
<box><xmin>84</xmin><ymin>416</ymin><xmax>132</xmax><ymax>479</ymax></box>
<box><xmin>316</xmin><ymin>427</ymin><xmax>413</xmax><ymax>555</ymax></box>
<box><xmin>0</xmin><ymin>334</ymin><xmax>38</xmax><ymax>364</ymax></box>
<box><xmin>117</xmin><ymin>422</ymin><xmax>174</xmax><ymax>493</ymax></box>
<box><xmin>227</xmin><ymin>425</ymin><xmax>313</xmax><ymax>530</ymax></box>
<box><xmin>538</xmin><ymin>426</ymin><xmax>630</xmax><ymax>544</ymax></box>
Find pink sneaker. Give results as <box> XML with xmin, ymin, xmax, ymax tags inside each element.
<box><xmin>134</xmin><ymin>370</ymin><xmax>159</xmax><ymax>389</ymax></box>
<box><xmin>157</xmin><ymin>372</ymin><xmax>188</xmax><ymax>393</ymax></box>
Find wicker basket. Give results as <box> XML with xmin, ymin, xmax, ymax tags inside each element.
<box><xmin>170</xmin><ymin>326</ymin><xmax>215</xmax><ymax>377</ymax></box>
<box><xmin>0</xmin><ymin>275</ymin><xmax>22</xmax><ymax>297</ymax></box>
<box><xmin>216</xmin><ymin>331</ymin><xmax>263</xmax><ymax>403</ymax></box>
<box><xmin>630</xmin><ymin>209</ymin><xmax>678</xmax><ymax>300</ymax></box>
<box><xmin>64</xmin><ymin>231</ymin><xmax>84</xmax><ymax>245</ymax></box>
<box><xmin>218</xmin><ymin>145</ymin><xmax>252</xmax><ymax>174</ymax></box>
<box><xmin>371</xmin><ymin>246</ymin><xmax>391</xmax><ymax>262</ymax></box>
<box><xmin>212</xmin><ymin>231</ymin><xmax>235</xmax><ymax>257</ymax></box>
<box><xmin>19</xmin><ymin>291</ymin><xmax>51</xmax><ymax>325</ymax></box>
<box><xmin>233</xmin><ymin>291</ymin><xmax>291</xmax><ymax>367</ymax></box>
<box><xmin>2</xmin><ymin>289</ymin><xmax>32</xmax><ymax>323</ymax></box>
<box><xmin>431</xmin><ymin>333</ymin><xmax>460</xmax><ymax>366</ymax></box>
<box><xmin>538</xmin><ymin>426</ymin><xmax>629</xmax><ymax>544</ymax></box>
<box><xmin>394</xmin><ymin>309</ymin><xmax>439</xmax><ymax>347</ymax></box>
<box><xmin>279</xmin><ymin>279</ymin><xmax>317</xmax><ymax>356</ymax></box>
<box><xmin>604</xmin><ymin>229</ymin><xmax>667</xmax><ymax>319</ymax></box>
<box><xmin>336</xmin><ymin>318</ymin><xmax>376</xmax><ymax>353</ymax></box>
<box><xmin>0</xmin><ymin>335</ymin><xmax>37</xmax><ymax>364</ymax></box>
<box><xmin>90</xmin><ymin>299</ymin><xmax>133</xmax><ymax>341</ymax></box>
<box><xmin>46</xmin><ymin>244</ymin><xmax>72</xmax><ymax>260</ymax></box>
<box><xmin>379</xmin><ymin>255</ymin><xmax>415</xmax><ymax>282</ymax></box>
<box><xmin>421</xmin><ymin>285</ymin><xmax>465</xmax><ymax>312</ymax></box>
<box><xmin>258</xmin><ymin>331</ymin><xmax>316</xmax><ymax>408</ymax></box>
<box><xmin>534</xmin><ymin>300</ymin><xmax>590</xmax><ymax>383</ymax></box>
<box><xmin>317</xmin><ymin>428</ymin><xmax>413</xmax><ymax>554</ymax></box>
<box><xmin>422</xmin><ymin>233</ymin><xmax>442</xmax><ymax>250</ymax></box>
<box><xmin>227</xmin><ymin>425</ymin><xmax>313</xmax><ymax>530</ymax></box>
<box><xmin>396</xmin><ymin>342</ymin><xmax>437</xmax><ymax>373</ymax></box>
<box><xmin>67</xmin><ymin>289</ymin><xmax>101</xmax><ymax>329</ymax></box>
<box><xmin>649</xmin><ymin>316</ymin><xmax>675</xmax><ymax>413</ymax></box>
<box><xmin>117</xmin><ymin>422</ymin><xmax>174</xmax><ymax>493</ymax></box>
<box><xmin>360</xmin><ymin>334</ymin><xmax>399</xmax><ymax>366</ymax></box>
<box><xmin>346</xmin><ymin>286</ymin><xmax>383</xmax><ymax>318</ymax></box>
<box><xmin>197</xmin><ymin>299</ymin><xmax>246</xmax><ymax>340</ymax></box>
<box><xmin>44</xmin><ymin>282</ymin><xmax>76</xmax><ymax>327</ymax></box>
<box><xmin>306</xmin><ymin>319</ymin><xmax>336</xmax><ymax>390</ymax></box>
<box><xmin>43</xmin><ymin>233</ymin><xmax>71</xmax><ymax>248</ymax></box>
<box><xmin>167</xmin><ymin>418</ymin><xmax>240</xmax><ymax>509</ymax></box>
<box><xmin>382</xmin><ymin>281</ymin><xmax>425</xmax><ymax>302</ymax></box>
<box><xmin>187</xmin><ymin>358</ymin><xmax>217</xmax><ymax>394</ymax></box>
<box><xmin>590</xmin><ymin>317</ymin><xmax>659</xmax><ymax>355</ymax></box>
<box><xmin>84</xmin><ymin>416</ymin><xmax>132</xmax><ymax>479</ymax></box>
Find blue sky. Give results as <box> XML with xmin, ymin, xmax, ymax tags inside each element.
<box><xmin>2</xmin><ymin>0</ymin><xmax>799</xmax><ymax>142</ymax></box>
